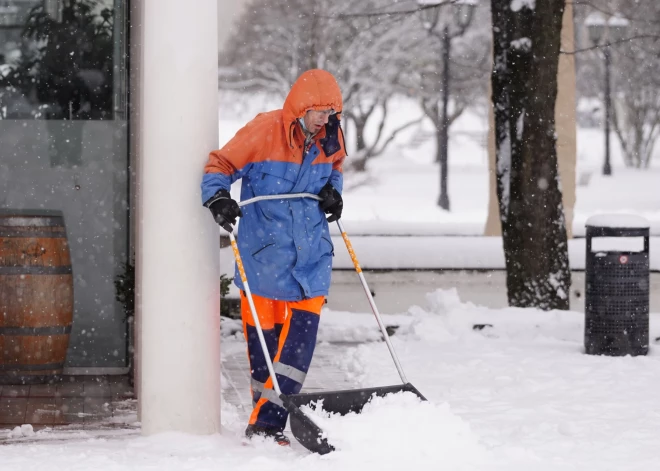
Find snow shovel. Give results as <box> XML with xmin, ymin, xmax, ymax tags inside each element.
<box><xmin>228</xmin><ymin>193</ymin><xmax>426</xmax><ymax>455</ymax></box>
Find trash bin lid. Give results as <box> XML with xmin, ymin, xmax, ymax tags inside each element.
<box><xmin>586</xmin><ymin>213</ymin><xmax>650</xmax><ymax>229</ymax></box>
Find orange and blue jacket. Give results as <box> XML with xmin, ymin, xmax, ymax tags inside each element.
<box><xmin>201</xmin><ymin>69</ymin><xmax>347</xmax><ymax>301</ymax></box>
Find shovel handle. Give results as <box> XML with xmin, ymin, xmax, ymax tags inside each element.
<box><xmin>226</xmin><ymin>193</ymin><xmax>331</xmax><ymax>439</ymax></box>
<box><xmin>335</xmin><ymin>219</ymin><xmax>409</xmax><ymax>384</ymax></box>
<box><xmin>228</xmin><ymin>231</ymin><xmax>283</xmax><ymax>396</ymax></box>
<box><xmin>227</xmin><ymin>193</ymin><xmax>409</xmax><ymax>388</ymax></box>
<box><xmin>223</xmin><ymin>193</ymin><xmax>324</xmax><ymax>398</ymax></box>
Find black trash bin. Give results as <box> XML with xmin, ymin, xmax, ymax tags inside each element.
<box><xmin>585</xmin><ymin>214</ymin><xmax>650</xmax><ymax>356</ymax></box>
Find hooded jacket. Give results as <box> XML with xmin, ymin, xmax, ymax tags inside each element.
<box><xmin>201</xmin><ymin>69</ymin><xmax>346</xmax><ymax>301</ymax></box>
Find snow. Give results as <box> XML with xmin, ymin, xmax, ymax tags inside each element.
<box><xmin>496</xmin><ymin>121</ymin><xmax>512</xmax><ymax>219</ymax></box>
<box><xmin>515</xmin><ymin>108</ymin><xmax>525</xmax><ymax>139</ymax></box>
<box><xmin>584</xmin><ymin>12</ymin><xmax>606</xmax><ymax>27</ymax></box>
<box><xmin>586</xmin><ymin>213</ymin><xmax>650</xmax><ymax>229</ymax></box>
<box><xmin>215</xmin><ymin>93</ymin><xmax>660</xmax><ymax>289</ymax></box>
<box><xmin>1</xmin><ymin>0</ymin><xmax>657</xmax><ymax>465</ymax></box>
<box><xmin>211</xmin><ymin>97</ymin><xmax>658</xmax><ymax>336</ymax></box>
<box><xmin>590</xmin><ymin>236</ymin><xmax>645</xmax><ymax>253</ymax></box>
<box><xmin>608</xmin><ymin>15</ymin><xmax>630</xmax><ymax>28</ymax></box>
<box><xmin>217</xmin><ymin>231</ymin><xmax>659</xmax><ymax>276</ymax></box>
<box><xmin>418</xmin><ymin>0</ymin><xmax>479</xmax><ymax>5</ymax></box>
<box><xmin>7</xmin><ymin>425</ymin><xmax>35</xmax><ymax>439</ymax></box>
<box><xmin>510</xmin><ymin>38</ymin><xmax>532</xmax><ymax>52</ymax></box>
<box><xmin>3</xmin><ymin>289</ymin><xmax>660</xmax><ymax>470</ymax></box>
<box><xmin>303</xmin><ymin>393</ymin><xmax>490</xmax><ymax>469</ymax></box>
<box><xmin>4</xmin><ymin>88</ymin><xmax>657</xmax><ymax>468</ymax></box>
<box><xmin>510</xmin><ymin>0</ymin><xmax>535</xmax><ymax>13</ymax></box>
<box><xmin>323</xmin><ymin>235</ymin><xmax>660</xmax><ymax>270</ymax></box>
<box><xmin>328</xmin><ymin>102</ymin><xmax>660</xmax><ymax>240</ymax></box>
<box><xmin>336</xmin><ymin>99</ymin><xmax>660</xmax><ymax>239</ymax></box>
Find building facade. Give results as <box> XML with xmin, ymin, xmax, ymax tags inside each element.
<box><xmin>1</xmin><ymin>0</ymin><xmax>130</xmax><ymax>372</ymax></box>
<box><xmin>2</xmin><ymin>0</ymin><xmax>226</xmax><ymax>433</ymax></box>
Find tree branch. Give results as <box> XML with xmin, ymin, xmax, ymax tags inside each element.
<box><xmin>373</xmin><ymin>115</ymin><xmax>426</xmax><ymax>156</ymax></box>
<box><xmin>569</xmin><ymin>1</ymin><xmax>660</xmax><ymax>27</ymax></box>
<box><xmin>560</xmin><ymin>34</ymin><xmax>660</xmax><ymax>55</ymax></box>
<box><xmin>317</xmin><ymin>1</ymin><xmax>463</xmax><ymax>20</ymax></box>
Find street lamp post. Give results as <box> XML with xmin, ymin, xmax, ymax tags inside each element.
<box><xmin>603</xmin><ymin>45</ymin><xmax>612</xmax><ymax>175</ymax></box>
<box><xmin>586</xmin><ymin>13</ymin><xmax>629</xmax><ymax>176</ymax></box>
<box><xmin>418</xmin><ymin>0</ymin><xmax>476</xmax><ymax>210</ymax></box>
<box><xmin>439</xmin><ymin>23</ymin><xmax>451</xmax><ymax>209</ymax></box>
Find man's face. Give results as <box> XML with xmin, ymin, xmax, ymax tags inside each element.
<box><xmin>303</xmin><ymin>109</ymin><xmax>334</xmax><ymax>134</ymax></box>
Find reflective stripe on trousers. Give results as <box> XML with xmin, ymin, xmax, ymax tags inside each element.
<box><xmin>250</xmin><ymin>361</ymin><xmax>308</xmax><ymax>407</ymax></box>
<box><xmin>241</xmin><ymin>292</ymin><xmax>324</xmax><ymax>430</ymax></box>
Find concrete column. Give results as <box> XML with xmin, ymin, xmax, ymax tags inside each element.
<box><xmin>485</xmin><ymin>3</ymin><xmax>577</xmax><ymax>238</ymax></box>
<box><xmin>132</xmin><ymin>0</ymin><xmax>221</xmax><ymax>435</ymax></box>
<box><xmin>555</xmin><ymin>2</ymin><xmax>577</xmax><ymax>237</ymax></box>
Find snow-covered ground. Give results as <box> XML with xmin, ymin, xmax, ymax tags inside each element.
<box><xmin>220</xmin><ymin>93</ymin><xmax>660</xmax><ymax>238</ymax></box>
<box><xmin>2</xmin><ymin>94</ymin><xmax>658</xmax><ymax>469</ymax></box>
<box><xmin>3</xmin><ymin>290</ymin><xmax>660</xmax><ymax>470</ymax></box>
<box><xmin>218</xmin><ymin>93</ymin><xmax>660</xmax><ymax>300</ymax></box>
<box><xmin>339</xmin><ymin>101</ymin><xmax>660</xmax><ymax>237</ymax></box>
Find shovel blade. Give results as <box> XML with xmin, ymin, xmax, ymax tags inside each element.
<box><xmin>284</xmin><ymin>383</ymin><xmax>426</xmax><ymax>455</ymax></box>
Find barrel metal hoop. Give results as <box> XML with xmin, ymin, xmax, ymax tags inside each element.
<box><xmin>0</xmin><ymin>325</ymin><xmax>72</xmax><ymax>336</ymax></box>
<box><xmin>0</xmin><ymin>362</ymin><xmax>65</xmax><ymax>371</ymax></box>
<box><xmin>0</xmin><ymin>216</ymin><xmax>65</xmax><ymax>228</ymax></box>
<box><xmin>0</xmin><ymin>266</ymin><xmax>73</xmax><ymax>275</ymax></box>
<box><xmin>0</xmin><ymin>229</ymin><xmax>67</xmax><ymax>238</ymax></box>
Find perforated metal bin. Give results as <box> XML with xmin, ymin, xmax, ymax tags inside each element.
<box><xmin>584</xmin><ymin>215</ymin><xmax>650</xmax><ymax>356</ymax></box>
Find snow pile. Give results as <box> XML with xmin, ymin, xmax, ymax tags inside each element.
<box><xmin>303</xmin><ymin>391</ymin><xmax>490</xmax><ymax>470</ymax></box>
<box><xmin>3</xmin><ymin>289</ymin><xmax>660</xmax><ymax>470</ymax></box>
<box><xmin>325</xmin><ymin>289</ymin><xmax>660</xmax><ymax>471</ymax></box>
<box><xmin>318</xmin><ymin>288</ymin><xmax>584</xmax><ymax>347</ymax></box>
<box><xmin>317</xmin><ymin>308</ymin><xmax>413</xmax><ymax>343</ymax></box>
<box><xmin>7</xmin><ymin>425</ymin><xmax>35</xmax><ymax>439</ymax></box>
<box><xmin>406</xmin><ymin>288</ymin><xmax>585</xmax><ymax>345</ymax></box>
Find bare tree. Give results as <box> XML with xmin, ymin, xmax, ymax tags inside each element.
<box><xmin>612</xmin><ymin>69</ymin><xmax>660</xmax><ymax>169</ymax></box>
<box><xmin>409</xmin><ymin>4</ymin><xmax>490</xmax><ymax>209</ymax></box>
<box><xmin>219</xmin><ymin>0</ymin><xmax>426</xmax><ymax>172</ymax></box>
<box><xmin>574</xmin><ymin>0</ymin><xmax>660</xmax><ymax>169</ymax></box>
<box><xmin>491</xmin><ymin>0</ymin><xmax>571</xmax><ymax>310</ymax></box>
<box><xmin>337</xmin><ymin>7</ymin><xmax>428</xmax><ymax>171</ymax></box>
<box><xmin>611</xmin><ymin>0</ymin><xmax>660</xmax><ymax>168</ymax></box>
<box><xmin>218</xmin><ymin>0</ymin><xmax>321</xmax><ymax>96</ymax></box>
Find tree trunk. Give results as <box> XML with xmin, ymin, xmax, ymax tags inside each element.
<box><xmin>426</xmin><ymin>102</ymin><xmax>442</xmax><ymax>164</ymax></box>
<box><xmin>490</xmin><ymin>0</ymin><xmax>571</xmax><ymax>310</ymax></box>
<box><xmin>351</xmin><ymin>116</ymin><xmax>369</xmax><ymax>171</ymax></box>
<box><xmin>354</xmin><ymin>117</ymin><xmax>367</xmax><ymax>153</ymax></box>
<box><xmin>436</xmin><ymin>122</ymin><xmax>450</xmax><ymax>210</ymax></box>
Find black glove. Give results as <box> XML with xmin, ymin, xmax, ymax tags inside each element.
<box><xmin>204</xmin><ymin>190</ymin><xmax>242</xmax><ymax>232</ymax></box>
<box><xmin>318</xmin><ymin>182</ymin><xmax>343</xmax><ymax>222</ymax></box>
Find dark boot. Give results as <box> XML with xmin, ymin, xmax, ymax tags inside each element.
<box><xmin>245</xmin><ymin>424</ymin><xmax>291</xmax><ymax>446</ymax></box>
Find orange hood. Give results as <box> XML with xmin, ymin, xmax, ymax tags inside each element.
<box><xmin>282</xmin><ymin>69</ymin><xmax>343</xmax><ymax>147</ymax></box>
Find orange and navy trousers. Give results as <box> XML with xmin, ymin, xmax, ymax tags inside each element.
<box><xmin>240</xmin><ymin>291</ymin><xmax>324</xmax><ymax>431</ymax></box>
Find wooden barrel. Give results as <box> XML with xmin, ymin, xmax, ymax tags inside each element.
<box><xmin>0</xmin><ymin>210</ymin><xmax>73</xmax><ymax>384</ymax></box>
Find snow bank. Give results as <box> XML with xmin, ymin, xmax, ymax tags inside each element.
<box><xmin>303</xmin><ymin>392</ymin><xmax>490</xmax><ymax>470</ymax></box>
<box><xmin>586</xmin><ymin>213</ymin><xmax>650</xmax><ymax>229</ymax></box>
<box><xmin>325</xmin><ymin>289</ymin><xmax>660</xmax><ymax>471</ymax></box>
<box><xmin>3</xmin><ymin>289</ymin><xmax>660</xmax><ymax>471</ymax></box>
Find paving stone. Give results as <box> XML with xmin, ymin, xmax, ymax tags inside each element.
<box><xmin>25</xmin><ymin>399</ymin><xmax>60</xmax><ymax>425</ymax></box>
<box><xmin>1</xmin><ymin>385</ymin><xmax>30</xmax><ymax>398</ymax></box>
<box><xmin>29</xmin><ymin>384</ymin><xmax>58</xmax><ymax>398</ymax></box>
<box><xmin>220</xmin><ymin>339</ymin><xmax>357</xmax><ymax>426</ymax></box>
<box><xmin>0</xmin><ymin>339</ymin><xmax>360</xmax><ymax>433</ymax></box>
<box><xmin>0</xmin><ymin>398</ymin><xmax>28</xmax><ymax>425</ymax></box>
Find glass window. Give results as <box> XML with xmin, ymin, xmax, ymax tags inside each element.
<box><xmin>0</xmin><ymin>0</ymin><xmax>123</xmax><ymax>120</ymax></box>
<box><xmin>0</xmin><ymin>0</ymin><xmax>129</xmax><ymax>369</ymax></box>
